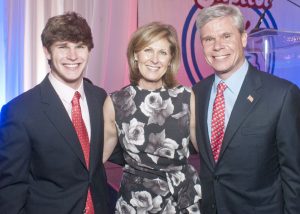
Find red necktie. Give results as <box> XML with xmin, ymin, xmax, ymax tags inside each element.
<box><xmin>211</xmin><ymin>82</ymin><xmax>227</xmax><ymax>162</ymax></box>
<box><xmin>72</xmin><ymin>91</ymin><xmax>94</xmax><ymax>214</ymax></box>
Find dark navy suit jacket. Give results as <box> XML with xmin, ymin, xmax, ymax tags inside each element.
<box><xmin>0</xmin><ymin>76</ymin><xmax>123</xmax><ymax>214</ymax></box>
<box><xmin>193</xmin><ymin>64</ymin><xmax>300</xmax><ymax>214</ymax></box>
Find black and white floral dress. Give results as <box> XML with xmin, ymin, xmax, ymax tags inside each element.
<box><xmin>111</xmin><ymin>85</ymin><xmax>201</xmax><ymax>214</ymax></box>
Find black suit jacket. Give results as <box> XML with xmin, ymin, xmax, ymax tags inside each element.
<box><xmin>0</xmin><ymin>76</ymin><xmax>121</xmax><ymax>213</ymax></box>
<box><xmin>193</xmin><ymin>64</ymin><xmax>300</xmax><ymax>214</ymax></box>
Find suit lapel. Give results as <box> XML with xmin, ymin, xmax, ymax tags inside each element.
<box><xmin>84</xmin><ymin>83</ymin><xmax>101</xmax><ymax>176</ymax></box>
<box><xmin>196</xmin><ymin>76</ymin><xmax>216</xmax><ymax>170</ymax></box>
<box><xmin>39</xmin><ymin>76</ymin><xmax>87</xmax><ymax>168</ymax></box>
<box><xmin>218</xmin><ymin>65</ymin><xmax>262</xmax><ymax>162</ymax></box>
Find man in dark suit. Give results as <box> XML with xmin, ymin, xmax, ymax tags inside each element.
<box><xmin>0</xmin><ymin>12</ymin><xmax>122</xmax><ymax>214</ymax></box>
<box><xmin>192</xmin><ymin>4</ymin><xmax>300</xmax><ymax>214</ymax></box>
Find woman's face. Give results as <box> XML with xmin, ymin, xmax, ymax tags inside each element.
<box><xmin>134</xmin><ymin>38</ymin><xmax>172</xmax><ymax>90</ymax></box>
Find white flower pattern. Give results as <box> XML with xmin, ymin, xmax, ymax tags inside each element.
<box><xmin>146</xmin><ymin>130</ymin><xmax>179</xmax><ymax>162</ymax></box>
<box><xmin>143</xmin><ymin>177</ymin><xmax>169</xmax><ymax>197</ymax></box>
<box><xmin>112</xmin><ymin>85</ymin><xmax>201</xmax><ymax>213</ymax></box>
<box><xmin>122</xmin><ymin>118</ymin><xmax>145</xmax><ymax>153</ymax></box>
<box><xmin>170</xmin><ymin>171</ymin><xmax>186</xmax><ymax>187</ymax></box>
<box><xmin>177</xmin><ymin>137</ymin><xmax>190</xmax><ymax>160</ymax></box>
<box><xmin>111</xmin><ymin>86</ymin><xmax>137</xmax><ymax>119</ymax></box>
<box><xmin>130</xmin><ymin>191</ymin><xmax>162</xmax><ymax>213</ymax></box>
<box><xmin>116</xmin><ymin>196</ymin><xmax>136</xmax><ymax>214</ymax></box>
<box><xmin>140</xmin><ymin>92</ymin><xmax>174</xmax><ymax>125</ymax></box>
<box><xmin>161</xmin><ymin>200</ymin><xmax>177</xmax><ymax>214</ymax></box>
<box><xmin>168</xmin><ymin>86</ymin><xmax>184</xmax><ymax>97</ymax></box>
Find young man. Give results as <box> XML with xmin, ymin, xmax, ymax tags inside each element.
<box><xmin>0</xmin><ymin>12</ymin><xmax>122</xmax><ymax>214</ymax></box>
<box><xmin>193</xmin><ymin>4</ymin><xmax>300</xmax><ymax>214</ymax></box>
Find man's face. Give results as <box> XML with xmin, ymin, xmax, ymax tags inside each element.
<box><xmin>200</xmin><ymin>16</ymin><xmax>247</xmax><ymax>79</ymax></box>
<box><xmin>44</xmin><ymin>41</ymin><xmax>90</xmax><ymax>89</ymax></box>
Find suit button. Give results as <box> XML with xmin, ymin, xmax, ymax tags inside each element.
<box><xmin>211</xmin><ymin>203</ymin><xmax>216</xmax><ymax>209</ymax></box>
<box><xmin>214</xmin><ymin>175</ymin><xmax>219</xmax><ymax>182</ymax></box>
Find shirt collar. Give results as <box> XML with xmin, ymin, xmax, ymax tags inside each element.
<box><xmin>48</xmin><ymin>72</ymin><xmax>85</xmax><ymax>104</ymax></box>
<box><xmin>213</xmin><ymin>60</ymin><xmax>248</xmax><ymax>95</ymax></box>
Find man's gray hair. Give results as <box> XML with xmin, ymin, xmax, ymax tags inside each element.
<box><xmin>196</xmin><ymin>4</ymin><xmax>245</xmax><ymax>35</ymax></box>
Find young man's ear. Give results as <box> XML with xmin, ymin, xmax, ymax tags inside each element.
<box><xmin>43</xmin><ymin>47</ymin><xmax>51</xmax><ymax>60</ymax></box>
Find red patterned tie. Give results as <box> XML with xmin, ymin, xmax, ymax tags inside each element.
<box><xmin>72</xmin><ymin>91</ymin><xmax>94</xmax><ymax>214</ymax></box>
<box><xmin>211</xmin><ymin>82</ymin><xmax>227</xmax><ymax>162</ymax></box>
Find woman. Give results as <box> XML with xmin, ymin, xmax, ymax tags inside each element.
<box><xmin>103</xmin><ymin>22</ymin><xmax>201</xmax><ymax>213</ymax></box>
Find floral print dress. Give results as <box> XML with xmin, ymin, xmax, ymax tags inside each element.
<box><xmin>111</xmin><ymin>85</ymin><xmax>201</xmax><ymax>214</ymax></box>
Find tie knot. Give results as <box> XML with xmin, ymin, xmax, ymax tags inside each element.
<box><xmin>72</xmin><ymin>91</ymin><xmax>81</xmax><ymax>105</ymax></box>
<box><xmin>217</xmin><ymin>82</ymin><xmax>227</xmax><ymax>93</ymax></box>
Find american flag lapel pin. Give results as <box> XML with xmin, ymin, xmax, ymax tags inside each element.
<box><xmin>247</xmin><ymin>95</ymin><xmax>254</xmax><ymax>103</ymax></box>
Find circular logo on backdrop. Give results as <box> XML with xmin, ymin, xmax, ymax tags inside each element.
<box><xmin>182</xmin><ymin>1</ymin><xmax>277</xmax><ymax>85</ymax></box>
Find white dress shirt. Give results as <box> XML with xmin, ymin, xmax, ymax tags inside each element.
<box><xmin>48</xmin><ymin>73</ymin><xmax>91</xmax><ymax>141</ymax></box>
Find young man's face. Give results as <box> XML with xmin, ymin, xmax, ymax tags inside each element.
<box><xmin>44</xmin><ymin>41</ymin><xmax>90</xmax><ymax>89</ymax></box>
<box><xmin>200</xmin><ymin>16</ymin><xmax>247</xmax><ymax>80</ymax></box>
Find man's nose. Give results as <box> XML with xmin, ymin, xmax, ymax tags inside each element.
<box><xmin>67</xmin><ymin>48</ymin><xmax>78</xmax><ymax>60</ymax></box>
<box><xmin>213</xmin><ymin>39</ymin><xmax>223</xmax><ymax>50</ymax></box>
